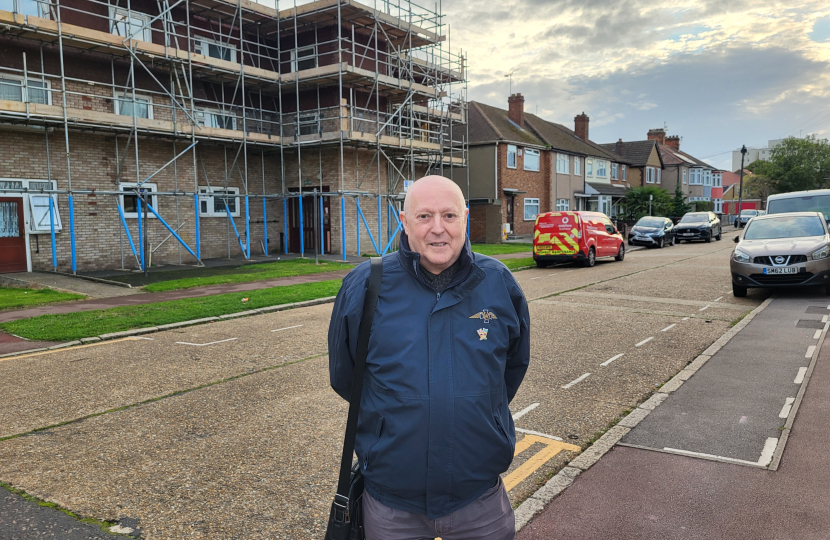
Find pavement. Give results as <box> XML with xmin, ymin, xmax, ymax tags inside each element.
<box><xmin>0</xmin><ymin>236</ymin><xmax>769</xmax><ymax>539</ymax></box>
<box><xmin>518</xmin><ymin>291</ymin><xmax>830</xmax><ymax>539</ymax></box>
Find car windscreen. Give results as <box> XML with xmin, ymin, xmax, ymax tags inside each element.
<box><xmin>743</xmin><ymin>216</ymin><xmax>826</xmax><ymax>240</ymax></box>
<box><xmin>767</xmin><ymin>195</ymin><xmax>830</xmax><ymax>220</ymax></box>
<box><xmin>679</xmin><ymin>214</ymin><xmax>707</xmax><ymax>223</ymax></box>
<box><xmin>740</xmin><ymin>210</ymin><xmax>758</xmax><ymax>216</ymax></box>
<box><xmin>635</xmin><ymin>217</ymin><xmax>666</xmax><ymax>228</ymax></box>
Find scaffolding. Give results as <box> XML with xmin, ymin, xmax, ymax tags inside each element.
<box><xmin>0</xmin><ymin>0</ymin><xmax>467</xmax><ymax>272</ymax></box>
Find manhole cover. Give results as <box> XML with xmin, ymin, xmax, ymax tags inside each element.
<box><xmin>797</xmin><ymin>319</ymin><xmax>825</xmax><ymax>329</ymax></box>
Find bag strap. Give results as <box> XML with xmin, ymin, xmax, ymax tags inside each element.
<box><xmin>335</xmin><ymin>256</ymin><xmax>383</xmax><ymax>497</ymax></box>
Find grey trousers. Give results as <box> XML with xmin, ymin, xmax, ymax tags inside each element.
<box><xmin>363</xmin><ymin>478</ymin><xmax>515</xmax><ymax>540</ymax></box>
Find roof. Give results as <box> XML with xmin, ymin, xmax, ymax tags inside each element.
<box><xmin>598</xmin><ymin>140</ymin><xmax>658</xmax><ymax>167</ymax></box>
<box><xmin>587</xmin><ymin>182</ymin><xmax>628</xmax><ymax>197</ymax></box>
<box><xmin>671</xmin><ymin>148</ymin><xmax>715</xmax><ymax>169</ymax></box>
<box><xmin>656</xmin><ymin>144</ymin><xmax>686</xmax><ymax>166</ymax></box>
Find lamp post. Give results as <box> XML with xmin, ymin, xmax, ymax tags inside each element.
<box><xmin>737</xmin><ymin>145</ymin><xmax>747</xmax><ymax>225</ymax></box>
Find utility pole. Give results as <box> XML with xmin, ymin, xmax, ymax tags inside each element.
<box><xmin>738</xmin><ymin>145</ymin><xmax>747</xmax><ymax>225</ymax></box>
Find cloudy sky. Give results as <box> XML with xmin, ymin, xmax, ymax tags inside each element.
<box><xmin>440</xmin><ymin>0</ymin><xmax>830</xmax><ymax>170</ymax></box>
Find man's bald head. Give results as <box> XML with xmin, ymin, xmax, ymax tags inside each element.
<box><xmin>404</xmin><ymin>176</ymin><xmax>465</xmax><ymax>216</ymax></box>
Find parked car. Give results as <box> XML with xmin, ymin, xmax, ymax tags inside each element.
<box><xmin>766</xmin><ymin>189</ymin><xmax>830</xmax><ymax>221</ymax></box>
<box><xmin>675</xmin><ymin>212</ymin><xmax>722</xmax><ymax>242</ymax></box>
<box><xmin>734</xmin><ymin>209</ymin><xmax>765</xmax><ymax>228</ymax></box>
<box><xmin>731</xmin><ymin>212</ymin><xmax>830</xmax><ymax>297</ymax></box>
<box><xmin>533</xmin><ymin>211</ymin><xmax>625</xmax><ymax>268</ymax></box>
<box><xmin>628</xmin><ymin>216</ymin><xmax>675</xmax><ymax>248</ymax></box>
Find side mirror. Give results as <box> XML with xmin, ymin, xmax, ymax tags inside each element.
<box><xmin>614</xmin><ymin>228</ymin><xmax>619</xmax><ymax>235</ymax></box>
<box><xmin>733</xmin><ymin>235</ymin><xmax>740</xmax><ymax>243</ymax></box>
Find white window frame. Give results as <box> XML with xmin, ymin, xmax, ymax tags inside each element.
<box><xmin>524</xmin><ymin>148</ymin><xmax>540</xmax><ymax>172</ymax></box>
<box><xmin>683</xmin><ymin>169</ymin><xmax>687</xmax><ymax>184</ymax></box>
<box><xmin>114</xmin><ymin>92</ymin><xmax>154</xmax><ymax>119</ymax></box>
<box><xmin>622</xmin><ymin>165</ymin><xmax>627</xmax><ymax>181</ymax></box>
<box><xmin>713</xmin><ymin>198</ymin><xmax>723</xmax><ymax>213</ymax></box>
<box><xmin>0</xmin><ymin>74</ymin><xmax>52</xmax><ymax>105</ymax></box>
<box><xmin>657</xmin><ymin>168</ymin><xmax>661</xmax><ymax>184</ymax></box>
<box><xmin>556</xmin><ymin>153</ymin><xmax>569</xmax><ymax>174</ymax></box>
<box><xmin>586</xmin><ymin>159</ymin><xmax>593</xmax><ymax>176</ymax></box>
<box><xmin>109</xmin><ymin>6</ymin><xmax>153</xmax><ymax>42</ymax></box>
<box><xmin>646</xmin><ymin>167</ymin><xmax>655</xmax><ymax>184</ymax></box>
<box><xmin>690</xmin><ymin>168</ymin><xmax>703</xmax><ymax>185</ymax></box>
<box><xmin>290</xmin><ymin>46</ymin><xmax>317</xmax><ymax>72</ymax></box>
<box><xmin>118</xmin><ymin>182</ymin><xmax>158</xmax><ymax>219</ymax></box>
<box><xmin>523</xmin><ymin>197</ymin><xmax>540</xmax><ymax>221</ymax></box>
<box><xmin>611</xmin><ymin>163</ymin><xmax>618</xmax><ymax>180</ymax></box>
<box><xmin>596</xmin><ymin>159</ymin><xmax>607</xmax><ymax>177</ymax></box>
<box><xmin>704</xmin><ymin>170</ymin><xmax>712</xmax><ymax>186</ymax></box>
<box><xmin>507</xmin><ymin>144</ymin><xmax>517</xmax><ymax>169</ymax></box>
<box><xmin>0</xmin><ymin>179</ymin><xmax>62</xmax><ymax>233</ymax></box>
<box><xmin>199</xmin><ymin>186</ymin><xmax>240</xmax><ymax>217</ymax></box>
<box><xmin>195</xmin><ymin>107</ymin><xmax>237</xmax><ymax>130</ymax></box>
<box><xmin>598</xmin><ymin>195</ymin><xmax>612</xmax><ymax>216</ymax></box>
<box><xmin>574</xmin><ymin>157</ymin><xmax>581</xmax><ymax>176</ymax></box>
<box><xmin>193</xmin><ymin>36</ymin><xmax>238</xmax><ymax>63</ymax></box>
<box><xmin>714</xmin><ymin>173</ymin><xmax>722</xmax><ymax>187</ymax></box>
<box><xmin>556</xmin><ymin>198</ymin><xmax>569</xmax><ymax>211</ymax></box>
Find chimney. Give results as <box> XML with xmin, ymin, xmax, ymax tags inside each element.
<box><xmin>615</xmin><ymin>138</ymin><xmax>624</xmax><ymax>155</ymax></box>
<box><xmin>666</xmin><ymin>135</ymin><xmax>680</xmax><ymax>150</ymax></box>
<box><xmin>647</xmin><ymin>128</ymin><xmax>666</xmax><ymax>145</ymax></box>
<box><xmin>574</xmin><ymin>112</ymin><xmax>589</xmax><ymax>141</ymax></box>
<box><xmin>508</xmin><ymin>93</ymin><xmax>525</xmax><ymax>127</ymax></box>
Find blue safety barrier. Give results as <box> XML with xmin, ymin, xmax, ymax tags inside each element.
<box><xmin>320</xmin><ymin>195</ymin><xmax>325</xmax><ymax>256</ymax></box>
<box><xmin>194</xmin><ymin>193</ymin><xmax>200</xmax><ymax>260</ymax></box>
<box><xmin>137</xmin><ymin>197</ymin><xmax>144</xmax><ymax>271</ymax></box>
<box><xmin>68</xmin><ymin>195</ymin><xmax>76</xmax><ymax>273</ymax></box>
<box><xmin>262</xmin><ymin>197</ymin><xmax>268</xmax><ymax>255</ymax></box>
<box><xmin>245</xmin><ymin>196</ymin><xmax>250</xmax><ymax>259</ymax></box>
<box><xmin>299</xmin><ymin>194</ymin><xmax>305</xmax><ymax>256</ymax></box>
<box><xmin>341</xmin><ymin>197</ymin><xmax>346</xmax><ymax>261</ymax></box>
<box><xmin>48</xmin><ymin>196</ymin><xmax>56</xmax><ymax>268</ymax></box>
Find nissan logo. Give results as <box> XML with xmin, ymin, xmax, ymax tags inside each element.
<box><xmin>774</xmin><ymin>256</ymin><xmax>785</xmax><ymax>264</ymax></box>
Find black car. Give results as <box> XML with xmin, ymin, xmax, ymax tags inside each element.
<box><xmin>628</xmin><ymin>216</ymin><xmax>675</xmax><ymax>248</ymax></box>
<box><xmin>675</xmin><ymin>211</ymin><xmax>722</xmax><ymax>243</ymax></box>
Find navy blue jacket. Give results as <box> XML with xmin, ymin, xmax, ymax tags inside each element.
<box><xmin>328</xmin><ymin>233</ymin><xmax>531</xmax><ymax>519</ymax></box>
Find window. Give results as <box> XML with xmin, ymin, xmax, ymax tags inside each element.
<box><xmin>193</xmin><ymin>37</ymin><xmax>237</xmax><ymax>63</ymax></box>
<box><xmin>586</xmin><ymin>159</ymin><xmax>593</xmax><ymax>176</ymax></box>
<box><xmin>556</xmin><ymin>198</ymin><xmax>569</xmax><ymax>211</ymax></box>
<box><xmin>556</xmin><ymin>153</ymin><xmax>569</xmax><ymax>174</ymax></box>
<box><xmin>622</xmin><ymin>165</ymin><xmax>627</xmax><ymax>181</ymax></box>
<box><xmin>574</xmin><ymin>157</ymin><xmax>581</xmax><ymax>176</ymax></box>
<box><xmin>110</xmin><ymin>7</ymin><xmax>152</xmax><ymax>42</ymax></box>
<box><xmin>683</xmin><ymin>169</ymin><xmax>687</xmax><ymax>184</ymax></box>
<box><xmin>290</xmin><ymin>46</ymin><xmax>317</xmax><ymax>72</ymax></box>
<box><xmin>507</xmin><ymin>145</ymin><xmax>517</xmax><ymax>169</ymax></box>
<box><xmin>598</xmin><ymin>196</ymin><xmax>612</xmax><ymax>216</ymax></box>
<box><xmin>611</xmin><ymin>163</ymin><xmax>618</xmax><ymax>180</ymax></box>
<box><xmin>524</xmin><ymin>148</ymin><xmax>540</xmax><ymax>171</ymax></box>
<box><xmin>656</xmin><ymin>168</ymin><xmax>661</xmax><ymax>184</ymax></box>
<box><xmin>704</xmin><ymin>170</ymin><xmax>712</xmax><ymax>186</ymax></box>
<box><xmin>595</xmin><ymin>160</ymin><xmax>607</xmax><ymax>177</ymax></box>
<box><xmin>26</xmin><ymin>180</ymin><xmax>63</xmax><ymax>233</ymax></box>
<box><xmin>713</xmin><ymin>198</ymin><xmax>723</xmax><ymax>213</ymax></box>
<box><xmin>115</xmin><ymin>93</ymin><xmax>153</xmax><ymax>119</ymax></box>
<box><xmin>689</xmin><ymin>169</ymin><xmax>703</xmax><ymax>185</ymax></box>
<box><xmin>0</xmin><ymin>75</ymin><xmax>50</xmax><ymax>105</ymax></box>
<box><xmin>523</xmin><ymin>197</ymin><xmax>540</xmax><ymax>220</ymax></box>
<box><xmin>199</xmin><ymin>186</ymin><xmax>240</xmax><ymax>217</ymax></box>
<box><xmin>297</xmin><ymin>112</ymin><xmax>320</xmax><ymax>136</ymax></box>
<box><xmin>119</xmin><ymin>182</ymin><xmax>158</xmax><ymax>218</ymax></box>
<box><xmin>714</xmin><ymin>173</ymin><xmax>722</xmax><ymax>187</ymax></box>
<box><xmin>1</xmin><ymin>0</ymin><xmax>52</xmax><ymax>18</ymax></box>
<box><xmin>195</xmin><ymin>108</ymin><xmax>237</xmax><ymax>130</ymax></box>
<box><xmin>646</xmin><ymin>167</ymin><xmax>655</xmax><ymax>184</ymax></box>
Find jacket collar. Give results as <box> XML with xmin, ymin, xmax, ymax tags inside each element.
<box><xmin>397</xmin><ymin>232</ymin><xmax>481</xmax><ymax>294</ymax></box>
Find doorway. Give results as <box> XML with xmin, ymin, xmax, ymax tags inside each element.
<box><xmin>0</xmin><ymin>198</ymin><xmax>27</xmax><ymax>273</ymax></box>
<box><xmin>288</xmin><ymin>187</ymin><xmax>331</xmax><ymax>253</ymax></box>
<box><xmin>506</xmin><ymin>195</ymin><xmax>515</xmax><ymax>233</ymax></box>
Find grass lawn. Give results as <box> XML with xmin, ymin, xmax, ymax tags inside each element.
<box><xmin>471</xmin><ymin>243</ymin><xmax>533</xmax><ymax>256</ymax></box>
<box><xmin>499</xmin><ymin>257</ymin><xmax>535</xmax><ymax>271</ymax></box>
<box><xmin>0</xmin><ymin>280</ymin><xmax>342</xmax><ymax>342</ymax></box>
<box><xmin>0</xmin><ymin>287</ymin><xmax>85</xmax><ymax>311</ymax></box>
<box><xmin>104</xmin><ymin>259</ymin><xmax>354</xmax><ymax>292</ymax></box>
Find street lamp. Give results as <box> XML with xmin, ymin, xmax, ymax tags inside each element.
<box><xmin>738</xmin><ymin>145</ymin><xmax>747</xmax><ymax>224</ymax></box>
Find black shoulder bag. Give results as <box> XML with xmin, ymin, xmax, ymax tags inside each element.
<box><xmin>325</xmin><ymin>256</ymin><xmax>383</xmax><ymax>540</ymax></box>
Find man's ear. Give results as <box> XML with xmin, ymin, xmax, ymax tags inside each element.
<box><xmin>400</xmin><ymin>211</ymin><xmax>409</xmax><ymax>235</ymax></box>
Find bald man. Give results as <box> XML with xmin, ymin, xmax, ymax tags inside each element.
<box><xmin>328</xmin><ymin>176</ymin><xmax>530</xmax><ymax>539</ymax></box>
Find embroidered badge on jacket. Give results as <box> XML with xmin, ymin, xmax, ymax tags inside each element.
<box><xmin>469</xmin><ymin>309</ymin><xmax>498</xmax><ymax>323</ymax></box>
<box><xmin>477</xmin><ymin>328</ymin><xmax>488</xmax><ymax>340</ymax></box>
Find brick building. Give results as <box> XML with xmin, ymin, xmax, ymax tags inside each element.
<box><xmin>0</xmin><ymin>0</ymin><xmax>466</xmax><ymax>272</ymax></box>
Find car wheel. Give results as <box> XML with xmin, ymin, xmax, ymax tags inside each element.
<box><xmin>615</xmin><ymin>244</ymin><xmax>625</xmax><ymax>261</ymax></box>
<box><xmin>733</xmin><ymin>283</ymin><xmax>747</xmax><ymax>297</ymax></box>
<box><xmin>535</xmin><ymin>260</ymin><xmax>549</xmax><ymax>268</ymax></box>
<box><xmin>628</xmin><ymin>240</ymin><xmax>633</xmax><ymax>246</ymax></box>
<box><xmin>705</xmin><ymin>233</ymin><xmax>712</xmax><ymax>243</ymax></box>
<box><xmin>670</xmin><ymin>235</ymin><xmax>676</xmax><ymax>246</ymax></box>
<box><xmin>583</xmin><ymin>247</ymin><xmax>596</xmax><ymax>268</ymax></box>
<box><xmin>657</xmin><ymin>237</ymin><xmax>665</xmax><ymax>249</ymax></box>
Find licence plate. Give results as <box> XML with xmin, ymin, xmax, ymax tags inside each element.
<box><xmin>764</xmin><ymin>267</ymin><xmax>797</xmax><ymax>275</ymax></box>
<box><xmin>681</xmin><ymin>233</ymin><xmax>695</xmax><ymax>236</ymax></box>
<box><xmin>634</xmin><ymin>236</ymin><xmax>648</xmax><ymax>240</ymax></box>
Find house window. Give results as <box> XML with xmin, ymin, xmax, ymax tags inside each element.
<box><xmin>523</xmin><ymin>197</ymin><xmax>540</xmax><ymax>220</ymax></box>
<box><xmin>524</xmin><ymin>148</ymin><xmax>540</xmax><ymax>171</ymax></box>
<box><xmin>2</xmin><ymin>0</ymin><xmax>52</xmax><ymax>17</ymax></box>
<box><xmin>556</xmin><ymin>198</ymin><xmax>569</xmax><ymax>211</ymax></box>
<box><xmin>657</xmin><ymin>168</ymin><xmax>661</xmax><ymax>184</ymax></box>
<box><xmin>683</xmin><ymin>170</ymin><xmax>687</xmax><ymax>184</ymax></box>
<box><xmin>0</xmin><ymin>75</ymin><xmax>50</xmax><ymax>105</ymax></box>
<box><xmin>645</xmin><ymin>167</ymin><xmax>654</xmax><ymax>183</ymax></box>
<box><xmin>574</xmin><ymin>157</ymin><xmax>581</xmax><ymax>176</ymax></box>
<box><xmin>622</xmin><ymin>165</ymin><xmax>627</xmax><ymax>181</ymax></box>
<box><xmin>598</xmin><ymin>195</ymin><xmax>612</xmax><ymax>216</ymax></box>
<box><xmin>115</xmin><ymin>93</ymin><xmax>153</xmax><ymax>119</ymax></box>
<box><xmin>290</xmin><ymin>46</ymin><xmax>317</xmax><ymax>72</ymax></box>
<box><xmin>714</xmin><ymin>173</ymin><xmax>722</xmax><ymax>187</ymax></box>
<box><xmin>595</xmin><ymin>160</ymin><xmax>607</xmax><ymax>177</ymax></box>
<box><xmin>507</xmin><ymin>145</ymin><xmax>517</xmax><ymax>169</ymax></box>
<box><xmin>297</xmin><ymin>112</ymin><xmax>320</xmax><ymax>136</ymax></box>
<box><xmin>195</xmin><ymin>108</ymin><xmax>237</xmax><ymax>130</ymax></box>
<box><xmin>690</xmin><ymin>169</ymin><xmax>703</xmax><ymax>185</ymax></box>
<box><xmin>110</xmin><ymin>7</ymin><xmax>153</xmax><ymax>42</ymax></box>
<box><xmin>199</xmin><ymin>186</ymin><xmax>240</xmax><ymax>217</ymax></box>
<box><xmin>611</xmin><ymin>163</ymin><xmax>618</xmax><ymax>180</ymax></box>
<box><xmin>26</xmin><ymin>180</ymin><xmax>64</xmax><ymax>233</ymax></box>
<box><xmin>704</xmin><ymin>170</ymin><xmax>712</xmax><ymax>186</ymax></box>
<box><xmin>586</xmin><ymin>159</ymin><xmax>593</xmax><ymax>176</ymax></box>
<box><xmin>713</xmin><ymin>198</ymin><xmax>723</xmax><ymax>213</ymax></box>
<box><xmin>119</xmin><ymin>182</ymin><xmax>158</xmax><ymax>218</ymax></box>
<box><xmin>556</xmin><ymin>153</ymin><xmax>569</xmax><ymax>174</ymax></box>
<box><xmin>193</xmin><ymin>37</ymin><xmax>237</xmax><ymax>63</ymax></box>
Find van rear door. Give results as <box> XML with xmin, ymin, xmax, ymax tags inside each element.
<box><xmin>535</xmin><ymin>212</ymin><xmax>581</xmax><ymax>256</ymax></box>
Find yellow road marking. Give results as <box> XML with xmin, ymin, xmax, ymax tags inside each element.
<box><xmin>504</xmin><ymin>434</ymin><xmax>581</xmax><ymax>492</ymax></box>
<box><xmin>0</xmin><ymin>337</ymin><xmax>143</xmax><ymax>363</ymax></box>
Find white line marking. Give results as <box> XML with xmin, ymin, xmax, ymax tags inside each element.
<box><xmin>10</xmin><ymin>334</ymin><xmax>29</xmax><ymax>341</ymax></box>
<box><xmin>514</xmin><ymin>427</ymin><xmax>564</xmax><ymax>442</ymax></box>
<box><xmin>795</xmin><ymin>367</ymin><xmax>808</xmax><ymax>384</ymax></box>
<box><xmin>824</xmin><ymin>315</ymin><xmax>829</xmax><ymax>323</ymax></box>
<box><xmin>176</xmin><ymin>338</ymin><xmax>238</xmax><ymax>347</ymax></box>
<box><xmin>682</xmin><ymin>317</ymin><xmax>690</xmax><ymax>321</ymax></box>
<box><xmin>826</xmin><ymin>305</ymin><xmax>830</xmax><ymax>310</ymax></box>
<box><xmin>635</xmin><ymin>337</ymin><xmax>654</xmax><ymax>347</ymax></box>
<box><xmin>133</xmin><ymin>336</ymin><xmax>155</xmax><ymax>341</ymax></box>
<box><xmin>601</xmin><ymin>353</ymin><xmax>624</xmax><ymax>367</ymax></box>
<box><xmin>713</xmin><ymin>296</ymin><xmax>723</xmax><ymax>302</ymax></box>
<box><xmin>531</xmin><ymin>276</ymin><xmax>542</xmax><ymax>280</ymax></box>
<box><xmin>562</xmin><ymin>373</ymin><xmax>591</xmax><ymax>389</ymax></box>
<box><xmin>806</xmin><ymin>345</ymin><xmax>816</xmax><ymax>358</ymax></box>
<box><xmin>758</xmin><ymin>438</ymin><xmax>778</xmax><ymax>467</ymax></box>
<box><xmin>512</xmin><ymin>403</ymin><xmax>540</xmax><ymax>421</ymax></box>
<box><xmin>663</xmin><ymin>447</ymin><xmax>767</xmax><ymax>467</ymax></box>
<box><xmin>814</xmin><ymin>329</ymin><xmax>822</xmax><ymax>340</ymax></box>
<box><xmin>271</xmin><ymin>325</ymin><xmax>304</xmax><ymax>333</ymax></box>
<box><xmin>779</xmin><ymin>397</ymin><xmax>795</xmax><ymax>418</ymax></box>
<box><xmin>661</xmin><ymin>324</ymin><xmax>676</xmax><ymax>332</ymax></box>
<box><xmin>699</xmin><ymin>304</ymin><xmax>711</xmax><ymax>312</ymax></box>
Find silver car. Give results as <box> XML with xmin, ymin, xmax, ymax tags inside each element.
<box><xmin>731</xmin><ymin>212</ymin><xmax>830</xmax><ymax>297</ymax></box>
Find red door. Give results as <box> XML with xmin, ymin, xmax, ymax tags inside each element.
<box><xmin>0</xmin><ymin>198</ymin><xmax>27</xmax><ymax>273</ymax></box>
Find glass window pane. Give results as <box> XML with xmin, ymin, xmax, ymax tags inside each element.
<box><xmin>27</xmin><ymin>81</ymin><xmax>47</xmax><ymax>104</ymax></box>
<box><xmin>0</xmin><ymin>77</ymin><xmax>23</xmax><ymax>102</ymax></box>
<box><xmin>0</xmin><ymin>201</ymin><xmax>20</xmax><ymax>238</ymax></box>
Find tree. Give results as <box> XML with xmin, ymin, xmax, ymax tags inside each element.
<box><xmin>757</xmin><ymin>136</ymin><xmax>830</xmax><ymax>194</ymax></box>
<box><xmin>619</xmin><ymin>186</ymin><xmax>673</xmax><ymax>220</ymax></box>
<box><xmin>671</xmin><ymin>183</ymin><xmax>691</xmax><ymax>217</ymax></box>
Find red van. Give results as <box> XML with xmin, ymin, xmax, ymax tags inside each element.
<box><xmin>533</xmin><ymin>211</ymin><xmax>625</xmax><ymax>268</ymax></box>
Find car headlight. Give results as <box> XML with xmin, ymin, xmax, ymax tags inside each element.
<box><xmin>812</xmin><ymin>246</ymin><xmax>830</xmax><ymax>260</ymax></box>
<box><xmin>733</xmin><ymin>249</ymin><xmax>751</xmax><ymax>263</ymax></box>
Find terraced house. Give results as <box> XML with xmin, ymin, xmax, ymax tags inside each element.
<box><xmin>0</xmin><ymin>0</ymin><xmax>466</xmax><ymax>272</ymax></box>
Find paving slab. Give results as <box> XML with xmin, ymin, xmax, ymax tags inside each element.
<box><xmin>1</xmin><ymin>271</ymin><xmax>139</xmax><ymax>299</ymax></box>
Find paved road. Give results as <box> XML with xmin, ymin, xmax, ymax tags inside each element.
<box><xmin>0</xmin><ymin>238</ymin><xmax>766</xmax><ymax>539</ymax></box>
